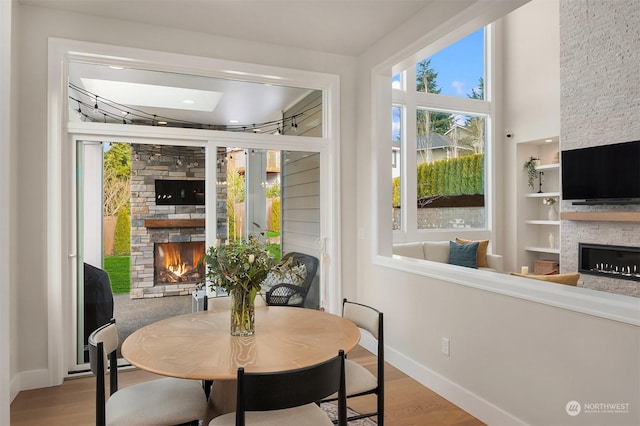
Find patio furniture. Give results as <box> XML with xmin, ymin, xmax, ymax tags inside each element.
<box><xmin>264</xmin><ymin>252</ymin><xmax>319</xmax><ymax>307</ymax></box>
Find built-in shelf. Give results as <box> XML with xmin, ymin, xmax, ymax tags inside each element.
<box><xmin>535</xmin><ymin>163</ymin><xmax>560</xmax><ymax>171</ymax></box>
<box><xmin>560</xmin><ymin>212</ymin><xmax>640</xmax><ymax>222</ymax></box>
<box><xmin>518</xmin><ymin>138</ymin><xmax>561</xmax><ymax>269</ymax></box>
<box><xmin>525</xmin><ymin>192</ymin><xmax>560</xmax><ymax>198</ymax></box>
<box><xmin>525</xmin><ymin>220</ymin><xmax>561</xmax><ymax>225</ymax></box>
<box><xmin>525</xmin><ymin>246</ymin><xmax>561</xmax><ymax>254</ymax></box>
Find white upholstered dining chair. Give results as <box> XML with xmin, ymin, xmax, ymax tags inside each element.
<box><xmin>88</xmin><ymin>319</ymin><xmax>207</xmax><ymax>426</ymax></box>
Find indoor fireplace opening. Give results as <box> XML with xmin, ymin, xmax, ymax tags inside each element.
<box><xmin>155</xmin><ymin>242</ymin><xmax>205</xmax><ymax>284</ymax></box>
<box><xmin>579</xmin><ymin>243</ymin><xmax>640</xmax><ymax>282</ymax></box>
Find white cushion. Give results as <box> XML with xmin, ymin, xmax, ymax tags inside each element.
<box><xmin>326</xmin><ymin>359</ymin><xmax>378</xmax><ymax>400</ymax></box>
<box><xmin>209</xmin><ymin>403</ymin><xmax>333</xmax><ymax>426</ymax></box>
<box><xmin>422</xmin><ymin>241</ymin><xmax>450</xmax><ymax>263</ymax></box>
<box><xmin>106</xmin><ymin>377</ymin><xmax>206</xmax><ymax>426</ymax></box>
<box><xmin>344</xmin><ymin>359</ymin><xmax>378</xmax><ymax>395</ymax></box>
<box><xmin>392</xmin><ymin>242</ymin><xmax>425</xmax><ymax>259</ymax></box>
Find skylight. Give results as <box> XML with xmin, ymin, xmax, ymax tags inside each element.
<box><xmin>79</xmin><ymin>78</ymin><xmax>223</xmax><ymax>112</ymax></box>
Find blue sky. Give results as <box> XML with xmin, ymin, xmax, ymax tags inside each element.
<box><xmin>427</xmin><ymin>28</ymin><xmax>484</xmax><ymax>97</ymax></box>
<box><xmin>392</xmin><ymin>28</ymin><xmax>484</xmax><ymax>141</ymax></box>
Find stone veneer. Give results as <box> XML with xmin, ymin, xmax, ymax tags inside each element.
<box><xmin>559</xmin><ymin>0</ymin><xmax>640</xmax><ymax>297</ymax></box>
<box><xmin>129</xmin><ymin>144</ymin><xmax>227</xmax><ymax>298</ymax></box>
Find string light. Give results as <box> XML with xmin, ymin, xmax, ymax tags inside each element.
<box><xmin>68</xmin><ymin>82</ymin><xmax>313</xmax><ymax>132</ymax></box>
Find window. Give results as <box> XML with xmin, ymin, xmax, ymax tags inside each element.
<box><xmin>416</xmin><ymin>28</ymin><xmax>485</xmax><ymax>100</ymax></box>
<box><xmin>392</xmin><ymin>105</ymin><xmax>402</xmax><ymax>230</ymax></box>
<box><xmin>392</xmin><ymin>27</ymin><xmax>490</xmax><ymax>233</ymax></box>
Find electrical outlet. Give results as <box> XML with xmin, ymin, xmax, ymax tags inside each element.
<box><xmin>441</xmin><ymin>337</ymin><xmax>450</xmax><ymax>356</ymax></box>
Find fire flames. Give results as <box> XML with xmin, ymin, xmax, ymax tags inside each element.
<box><xmin>156</xmin><ymin>242</ymin><xmax>204</xmax><ymax>283</ymax></box>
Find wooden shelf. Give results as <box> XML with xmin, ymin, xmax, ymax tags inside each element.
<box><xmin>560</xmin><ymin>212</ymin><xmax>640</xmax><ymax>222</ymax></box>
<box><xmin>536</xmin><ymin>163</ymin><xmax>560</xmax><ymax>171</ymax></box>
<box><xmin>144</xmin><ymin>219</ymin><xmax>205</xmax><ymax>228</ymax></box>
<box><xmin>525</xmin><ymin>246</ymin><xmax>560</xmax><ymax>254</ymax></box>
<box><xmin>525</xmin><ymin>220</ymin><xmax>560</xmax><ymax>225</ymax></box>
<box><xmin>525</xmin><ymin>192</ymin><xmax>560</xmax><ymax>198</ymax></box>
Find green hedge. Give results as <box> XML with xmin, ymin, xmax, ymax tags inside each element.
<box><xmin>270</xmin><ymin>198</ymin><xmax>281</xmax><ymax>232</ymax></box>
<box><xmin>113</xmin><ymin>208</ymin><xmax>130</xmax><ymax>256</ymax></box>
<box><xmin>393</xmin><ymin>154</ymin><xmax>484</xmax><ymax>207</ymax></box>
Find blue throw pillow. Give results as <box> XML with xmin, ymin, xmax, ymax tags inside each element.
<box><xmin>448</xmin><ymin>241</ymin><xmax>479</xmax><ymax>268</ymax></box>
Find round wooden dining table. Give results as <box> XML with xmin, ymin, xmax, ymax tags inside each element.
<box><xmin>121</xmin><ymin>305</ymin><xmax>361</xmax><ymax>419</ymax></box>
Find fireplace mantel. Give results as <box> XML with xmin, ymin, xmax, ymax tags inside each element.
<box><xmin>561</xmin><ymin>212</ymin><xmax>640</xmax><ymax>222</ymax></box>
<box><xmin>144</xmin><ymin>219</ymin><xmax>205</xmax><ymax>228</ymax></box>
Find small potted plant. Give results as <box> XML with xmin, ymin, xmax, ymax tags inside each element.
<box><xmin>523</xmin><ymin>156</ymin><xmax>540</xmax><ymax>190</ymax></box>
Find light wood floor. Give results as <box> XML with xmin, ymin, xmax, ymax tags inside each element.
<box><xmin>10</xmin><ymin>346</ymin><xmax>484</xmax><ymax>426</ymax></box>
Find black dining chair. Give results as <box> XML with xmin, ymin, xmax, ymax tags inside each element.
<box><xmin>88</xmin><ymin>319</ymin><xmax>207</xmax><ymax>426</ymax></box>
<box><xmin>209</xmin><ymin>350</ymin><xmax>347</xmax><ymax>426</ymax></box>
<box><xmin>323</xmin><ymin>299</ymin><xmax>384</xmax><ymax>425</ymax></box>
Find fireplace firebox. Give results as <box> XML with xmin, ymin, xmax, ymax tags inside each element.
<box><xmin>154</xmin><ymin>242</ymin><xmax>205</xmax><ymax>284</ymax></box>
<box><xmin>579</xmin><ymin>243</ymin><xmax>640</xmax><ymax>282</ymax></box>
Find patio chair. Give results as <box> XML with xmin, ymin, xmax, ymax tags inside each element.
<box><xmin>88</xmin><ymin>319</ymin><xmax>207</xmax><ymax>426</ymax></box>
<box><xmin>264</xmin><ymin>252</ymin><xmax>319</xmax><ymax>307</ymax></box>
<box><xmin>209</xmin><ymin>350</ymin><xmax>347</xmax><ymax>426</ymax></box>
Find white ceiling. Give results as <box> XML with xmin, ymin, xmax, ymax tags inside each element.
<box><xmin>20</xmin><ymin>0</ymin><xmax>436</xmax><ymax>57</ymax></box>
<box><xmin>21</xmin><ymin>0</ymin><xmax>443</xmax><ymax>128</ymax></box>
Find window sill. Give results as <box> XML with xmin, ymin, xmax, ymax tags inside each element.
<box><xmin>374</xmin><ymin>254</ymin><xmax>640</xmax><ymax>326</ymax></box>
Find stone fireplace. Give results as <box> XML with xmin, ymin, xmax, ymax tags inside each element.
<box><xmin>559</xmin><ymin>0</ymin><xmax>640</xmax><ymax>298</ymax></box>
<box><xmin>129</xmin><ymin>144</ymin><xmax>227</xmax><ymax>298</ymax></box>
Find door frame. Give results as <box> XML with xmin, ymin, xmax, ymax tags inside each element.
<box><xmin>48</xmin><ymin>38</ymin><xmax>342</xmax><ymax>381</ymax></box>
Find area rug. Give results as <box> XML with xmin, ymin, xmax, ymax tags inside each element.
<box><xmin>321</xmin><ymin>402</ymin><xmax>377</xmax><ymax>425</ymax></box>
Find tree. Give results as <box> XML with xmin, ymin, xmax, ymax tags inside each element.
<box><xmin>103</xmin><ymin>143</ymin><xmax>131</xmax><ymax>216</ymax></box>
<box><xmin>461</xmin><ymin>78</ymin><xmax>486</xmax><ymax>153</ymax></box>
<box><xmin>468</xmin><ymin>77</ymin><xmax>484</xmax><ymax>100</ymax></box>
<box><xmin>104</xmin><ymin>142</ymin><xmax>131</xmax><ymax>179</ymax></box>
<box><xmin>113</xmin><ymin>207</ymin><xmax>131</xmax><ymax>256</ymax></box>
<box><xmin>226</xmin><ymin>170</ymin><xmax>245</xmax><ymax>240</ymax></box>
<box><xmin>415</xmin><ymin>59</ymin><xmax>452</xmax><ymax>137</ymax></box>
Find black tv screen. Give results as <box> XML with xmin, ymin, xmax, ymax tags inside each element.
<box><xmin>561</xmin><ymin>140</ymin><xmax>640</xmax><ymax>204</ymax></box>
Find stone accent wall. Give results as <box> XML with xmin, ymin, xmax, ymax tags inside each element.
<box><xmin>560</xmin><ymin>0</ymin><xmax>640</xmax><ymax>297</ymax></box>
<box><xmin>130</xmin><ymin>145</ymin><xmax>205</xmax><ymax>298</ymax></box>
<box><xmin>129</xmin><ymin>145</ymin><xmax>228</xmax><ymax>298</ymax></box>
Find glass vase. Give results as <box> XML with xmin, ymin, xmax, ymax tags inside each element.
<box><xmin>230</xmin><ymin>289</ymin><xmax>256</xmax><ymax>336</ymax></box>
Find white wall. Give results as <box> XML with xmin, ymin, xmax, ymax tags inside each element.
<box><xmin>1</xmin><ymin>0</ymin><xmax>19</xmax><ymax>419</ymax></box>
<box><xmin>502</xmin><ymin>0</ymin><xmax>560</xmax><ymax>145</ymax></box>
<box><xmin>11</xmin><ymin>2</ymin><xmax>357</xmax><ymax>391</ymax></box>
<box><xmin>502</xmin><ymin>0</ymin><xmax>561</xmax><ymax>273</ymax></box>
<box><xmin>356</xmin><ymin>1</ymin><xmax>639</xmax><ymax>425</ymax></box>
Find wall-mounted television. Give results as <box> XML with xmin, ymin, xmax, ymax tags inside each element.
<box><xmin>561</xmin><ymin>140</ymin><xmax>640</xmax><ymax>205</ymax></box>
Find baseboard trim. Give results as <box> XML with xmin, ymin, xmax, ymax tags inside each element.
<box><xmin>359</xmin><ymin>334</ymin><xmax>525</xmax><ymax>425</ymax></box>
<box><xmin>11</xmin><ymin>368</ymin><xmax>51</xmax><ymax>401</ymax></box>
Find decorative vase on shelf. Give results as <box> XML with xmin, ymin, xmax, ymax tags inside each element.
<box><xmin>548</xmin><ymin>204</ymin><xmax>559</xmax><ymax>221</ymax></box>
<box><xmin>548</xmin><ymin>232</ymin><xmax>555</xmax><ymax>249</ymax></box>
<box><xmin>230</xmin><ymin>288</ymin><xmax>256</xmax><ymax>336</ymax></box>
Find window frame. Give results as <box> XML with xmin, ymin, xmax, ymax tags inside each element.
<box><xmin>391</xmin><ymin>25</ymin><xmax>495</xmax><ymax>241</ymax></box>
